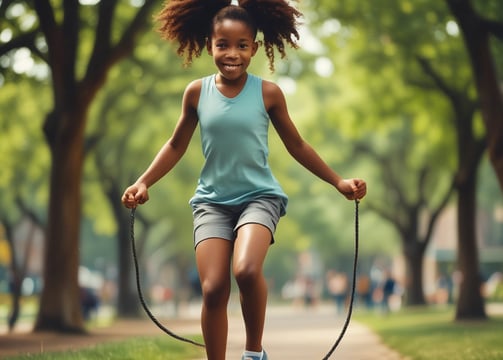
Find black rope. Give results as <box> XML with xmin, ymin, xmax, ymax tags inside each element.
<box><xmin>322</xmin><ymin>199</ymin><xmax>360</xmax><ymax>360</ymax></box>
<box><xmin>130</xmin><ymin>199</ymin><xmax>360</xmax><ymax>355</ymax></box>
<box><xmin>129</xmin><ymin>208</ymin><xmax>205</xmax><ymax>348</ymax></box>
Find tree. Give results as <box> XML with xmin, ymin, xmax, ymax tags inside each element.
<box><xmin>355</xmin><ymin>131</ymin><xmax>455</xmax><ymax>305</ymax></box>
<box><xmin>84</xmin><ymin>40</ymin><xmax>201</xmax><ymax>314</ymax></box>
<box><xmin>446</xmin><ymin>0</ymin><xmax>503</xmax><ymax>192</ymax></box>
<box><xmin>0</xmin><ymin>76</ymin><xmax>49</xmax><ymax>331</ymax></box>
<box><xmin>416</xmin><ymin>56</ymin><xmax>487</xmax><ymax>318</ymax></box>
<box><xmin>444</xmin><ymin>2</ymin><xmax>503</xmax><ymax>317</ymax></box>
<box><xmin>0</xmin><ymin>0</ymin><xmax>158</xmax><ymax>332</ymax></box>
<box><xmin>308</xmin><ymin>0</ymin><xmax>500</xmax><ymax>319</ymax></box>
<box><xmin>279</xmin><ymin>2</ymin><xmax>456</xmax><ymax>305</ymax></box>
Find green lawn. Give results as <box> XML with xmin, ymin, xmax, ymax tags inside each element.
<box><xmin>4</xmin><ymin>336</ymin><xmax>205</xmax><ymax>360</ymax></box>
<box><xmin>3</xmin><ymin>300</ymin><xmax>502</xmax><ymax>360</ymax></box>
<box><xmin>356</xmin><ymin>306</ymin><xmax>503</xmax><ymax>360</ymax></box>
<box><xmin>1</xmin><ymin>297</ymin><xmax>204</xmax><ymax>360</ymax></box>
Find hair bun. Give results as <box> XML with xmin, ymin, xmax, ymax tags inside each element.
<box><xmin>239</xmin><ymin>0</ymin><xmax>302</xmax><ymax>70</ymax></box>
<box><xmin>156</xmin><ymin>0</ymin><xmax>231</xmax><ymax>65</ymax></box>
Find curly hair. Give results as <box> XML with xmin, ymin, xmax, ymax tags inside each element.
<box><xmin>155</xmin><ymin>0</ymin><xmax>302</xmax><ymax>72</ymax></box>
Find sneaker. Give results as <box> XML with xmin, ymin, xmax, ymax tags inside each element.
<box><xmin>241</xmin><ymin>350</ymin><xmax>268</xmax><ymax>360</ymax></box>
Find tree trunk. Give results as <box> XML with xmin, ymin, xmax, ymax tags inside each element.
<box><xmin>109</xmin><ymin>186</ymin><xmax>140</xmax><ymax>317</ymax></box>
<box><xmin>34</xmin><ymin>109</ymin><xmax>87</xmax><ymax>333</ymax></box>
<box><xmin>447</xmin><ymin>0</ymin><xmax>503</xmax><ymax>191</ymax></box>
<box><xmin>455</xmin><ymin>172</ymin><xmax>486</xmax><ymax>320</ymax></box>
<box><xmin>29</xmin><ymin>0</ymin><xmax>157</xmax><ymax>333</ymax></box>
<box><xmin>404</xmin><ymin>245</ymin><xmax>426</xmax><ymax>305</ymax></box>
<box><xmin>7</xmin><ymin>220</ymin><xmax>36</xmax><ymax>331</ymax></box>
<box><xmin>4</xmin><ymin>222</ymin><xmax>21</xmax><ymax>332</ymax></box>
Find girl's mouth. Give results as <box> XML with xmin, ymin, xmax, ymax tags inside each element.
<box><xmin>223</xmin><ymin>64</ymin><xmax>241</xmax><ymax>71</ymax></box>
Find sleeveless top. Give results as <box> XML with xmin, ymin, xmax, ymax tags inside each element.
<box><xmin>189</xmin><ymin>73</ymin><xmax>288</xmax><ymax>215</ymax></box>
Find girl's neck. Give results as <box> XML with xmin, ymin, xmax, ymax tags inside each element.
<box><xmin>215</xmin><ymin>72</ymin><xmax>248</xmax><ymax>98</ymax></box>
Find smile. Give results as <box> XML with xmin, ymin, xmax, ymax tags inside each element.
<box><xmin>223</xmin><ymin>64</ymin><xmax>241</xmax><ymax>70</ymax></box>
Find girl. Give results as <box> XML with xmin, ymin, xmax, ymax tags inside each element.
<box><xmin>122</xmin><ymin>1</ymin><xmax>367</xmax><ymax>359</ymax></box>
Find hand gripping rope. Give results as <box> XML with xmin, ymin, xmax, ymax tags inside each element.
<box><xmin>129</xmin><ymin>199</ymin><xmax>360</xmax><ymax>357</ymax></box>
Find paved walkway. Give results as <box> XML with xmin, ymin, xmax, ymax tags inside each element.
<box><xmin>225</xmin><ymin>305</ymin><xmax>404</xmax><ymax>360</ymax></box>
<box><xmin>0</xmin><ymin>303</ymin><xmax>404</xmax><ymax>359</ymax></box>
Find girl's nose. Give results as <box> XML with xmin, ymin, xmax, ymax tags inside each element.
<box><xmin>227</xmin><ymin>47</ymin><xmax>239</xmax><ymax>58</ymax></box>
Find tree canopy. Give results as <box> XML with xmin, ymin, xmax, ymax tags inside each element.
<box><xmin>1</xmin><ymin>0</ymin><xmax>502</xmax><ymax>332</ymax></box>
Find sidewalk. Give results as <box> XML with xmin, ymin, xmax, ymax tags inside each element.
<box><xmin>225</xmin><ymin>305</ymin><xmax>404</xmax><ymax>360</ymax></box>
<box><xmin>0</xmin><ymin>304</ymin><xmax>404</xmax><ymax>359</ymax></box>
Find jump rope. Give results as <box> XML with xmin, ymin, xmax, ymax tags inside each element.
<box><xmin>129</xmin><ymin>199</ymin><xmax>360</xmax><ymax>358</ymax></box>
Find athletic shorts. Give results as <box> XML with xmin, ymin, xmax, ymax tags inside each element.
<box><xmin>191</xmin><ymin>196</ymin><xmax>283</xmax><ymax>248</ymax></box>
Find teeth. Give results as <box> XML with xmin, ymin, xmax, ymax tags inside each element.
<box><xmin>224</xmin><ymin>66</ymin><xmax>239</xmax><ymax>72</ymax></box>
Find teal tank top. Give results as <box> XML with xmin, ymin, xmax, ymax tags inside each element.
<box><xmin>189</xmin><ymin>73</ymin><xmax>288</xmax><ymax>214</ymax></box>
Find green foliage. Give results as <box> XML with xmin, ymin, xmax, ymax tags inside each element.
<box><xmin>82</xmin><ymin>29</ymin><xmax>212</xmax><ymax>263</ymax></box>
<box><xmin>0</xmin><ymin>77</ymin><xmax>50</xmax><ymax>226</ymax></box>
<box><xmin>2</xmin><ymin>0</ymin><xmax>502</xmax><ymax>303</ymax></box>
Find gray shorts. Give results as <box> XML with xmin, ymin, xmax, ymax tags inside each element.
<box><xmin>191</xmin><ymin>196</ymin><xmax>283</xmax><ymax>248</ymax></box>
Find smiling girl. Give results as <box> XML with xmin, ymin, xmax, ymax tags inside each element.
<box><xmin>122</xmin><ymin>1</ymin><xmax>366</xmax><ymax>359</ymax></box>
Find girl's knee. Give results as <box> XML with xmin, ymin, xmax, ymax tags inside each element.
<box><xmin>201</xmin><ymin>280</ymin><xmax>230</xmax><ymax>308</ymax></box>
<box><xmin>234</xmin><ymin>263</ymin><xmax>262</xmax><ymax>288</ymax></box>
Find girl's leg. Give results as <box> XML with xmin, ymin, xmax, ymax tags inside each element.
<box><xmin>233</xmin><ymin>223</ymin><xmax>272</xmax><ymax>352</ymax></box>
<box><xmin>195</xmin><ymin>238</ymin><xmax>233</xmax><ymax>360</ymax></box>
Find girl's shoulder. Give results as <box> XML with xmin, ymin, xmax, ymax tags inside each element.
<box><xmin>183</xmin><ymin>79</ymin><xmax>203</xmax><ymax>109</ymax></box>
<box><xmin>261</xmin><ymin>78</ymin><xmax>285</xmax><ymax>108</ymax></box>
<box><xmin>185</xmin><ymin>78</ymin><xmax>203</xmax><ymax>94</ymax></box>
<box><xmin>260</xmin><ymin>78</ymin><xmax>281</xmax><ymax>92</ymax></box>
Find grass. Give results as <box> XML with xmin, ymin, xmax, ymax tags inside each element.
<box><xmin>355</xmin><ymin>306</ymin><xmax>503</xmax><ymax>360</ymax></box>
<box><xmin>4</xmin><ymin>336</ymin><xmax>206</xmax><ymax>360</ymax></box>
<box><xmin>1</xmin><ymin>296</ymin><xmax>204</xmax><ymax>360</ymax></box>
<box><xmin>3</xmin><ymin>299</ymin><xmax>502</xmax><ymax>359</ymax></box>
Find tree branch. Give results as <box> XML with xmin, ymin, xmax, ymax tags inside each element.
<box><xmin>417</xmin><ymin>166</ymin><xmax>429</xmax><ymax>206</ymax></box>
<box><xmin>448</xmin><ymin>0</ymin><xmax>503</xmax><ymax>41</ymax></box>
<box><xmin>86</xmin><ymin>0</ymin><xmax>119</xmax><ymax>75</ymax></box>
<box><xmin>15</xmin><ymin>196</ymin><xmax>45</xmax><ymax>228</ymax></box>
<box><xmin>33</xmin><ymin>0</ymin><xmax>58</xmax><ymax>47</ymax></box>
<box><xmin>482</xmin><ymin>18</ymin><xmax>503</xmax><ymax>41</ymax></box>
<box><xmin>112</xmin><ymin>0</ymin><xmax>158</xmax><ymax>64</ymax></box>
<box><xmin>423</xmin><ymin>177</ymin><xmax>455</xmax><ymax>244</ymax></box>
<box><xmin>416</xmin><ymin>56</ymin><xmax>457</xmax><ymax>101</ymax></box>
<box><xmin>354</xmin><ymin>142</ymin><xmax>410</xmax><ymax>232</ymax></box>
<box><xmin>81</xmin><ymin>0</ymin><xmax>157</xmax><ymax>103</ymax></box>
<box><xmin>0</xmin><ymin>30</ymin><xmax>38</xmax><ymax>57</ymax></box>
<box><xmin>61</xmin><ymin>0</ymin><xmax>79</xmax><ymax>98</ymax></box>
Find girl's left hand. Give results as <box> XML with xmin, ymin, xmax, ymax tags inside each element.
<box><xmin>337</xmin><ymin>179</ymin><xmax>367</xmax><ymax>200</ymax></box>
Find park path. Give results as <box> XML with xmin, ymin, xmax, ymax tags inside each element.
<box><xmin>0</xmin><ymin>303</ymin><xmax>406</xmax><ymax>359</ymax></box>
<box><xmin>223</xmin><ymin>304</ymin><xmax>405</xmax><ymax>360</ymax></box>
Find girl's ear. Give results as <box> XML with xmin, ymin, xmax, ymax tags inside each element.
<box><xmin>251</xmin><ymin>41</ymin><xmax>259</xmax><ymax>56</ymax></box>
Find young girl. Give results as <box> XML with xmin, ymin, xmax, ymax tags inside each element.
<box><xmin>122</xmin><ymin>0</ymin><xmax>367</xmax><ymax>359</ymax></box>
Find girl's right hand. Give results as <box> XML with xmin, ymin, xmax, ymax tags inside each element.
<box><xmin>121</xmin><ymin>183</ymin><xmax>149</xmax><ymax>208</ymax></box>
<box><xmin>336</xmin><ymin>178</ymin><xmax>367</xmax><ymax>201</ymax></box>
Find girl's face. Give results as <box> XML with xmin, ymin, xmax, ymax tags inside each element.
<box><xmin>207</xmin><ymin>19</ymin><xmax>258</xmax><ymax>81</ymax></box>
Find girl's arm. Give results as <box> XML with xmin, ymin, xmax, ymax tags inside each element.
<box><xmin>264</xmin><ymin>80</ymin><xmax>366</xmax><ymax>200</ymax></box>
<box><xmin>122</xmin><ymin>80</ymin><xmax>201</xmax><ymax>208</ymax></box>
